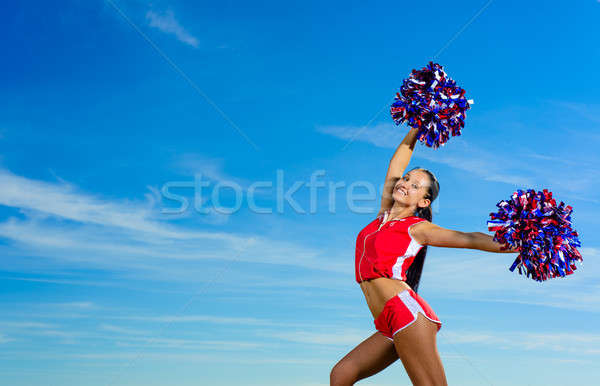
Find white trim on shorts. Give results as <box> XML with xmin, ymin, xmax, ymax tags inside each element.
<box><xmin>381</xmin><ymin>290</ymin><xmax>441</xmax><ymax>341</ymax></box>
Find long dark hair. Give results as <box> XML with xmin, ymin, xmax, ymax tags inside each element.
<box><xmin>404</xmin><ymin>167</ymin><xmax>440</xmax><ymax>293</ymax></box>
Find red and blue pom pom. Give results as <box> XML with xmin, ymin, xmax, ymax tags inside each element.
<box><xmin>390</xmin><ymin>62</ymin><xmax>473</xmax><ymax>149</ymax></box>
<box><xmin>487</xmin><ymin>189</ymin><xmax>583</xmax><ymax>282</ymax></box>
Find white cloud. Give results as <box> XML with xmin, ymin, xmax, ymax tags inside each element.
<box><xmin>48</xmin><ymin>301</ymin><xmax>96</xmax><ymax>309</ymax></box>
<box><xmin>0</xmin><ymin>165</ymin><xmax>349</xmax><ymax>284</ymax></box>
<box><xmin>166</xmin><ymin>153</ymin><xmax>272</xmax><ymax>225</ymax></box>
<box><xmin>0</xmin><ymin>157</ymin><xmax>594</xmax><ymax>311</ymax></box>
<box><xmin>114</xmin><ymin>336</ymin><xmax>265</xmax><ymax>350</ymax></box>
<box><xmin>0</xmin><ymin>215</ymin><xmax>346</xmax><ymax>276</ymax></box>
<box><xmin>0</xmin><ymin>321</ymin><xmax>56</xmax><ymax>329</ymax></box>
<box><xmin>146</xmin><ymin>10</ymin><xmax>199</xmax><ymax>47</ymax></box>
<box><xmin>317</xmin><ymin>123</ymin><xmax>534</xmax><ymax>187</ymax></box>
<box><xmin>0</xmin><ymin>276</ymin><xmax>122</xmax><ymax>289</ymax></box>
<box><xmin>421</xmin><ymin>246</ymin><xmax>600</xmax><ymax>312</ymax></box>
<box><xmin>0</xmin><ymin>168</ymin><xmax>223</xmax><ymax>240</ymax></box>
<box><xmin>100</xmin><ymin>324</ymin><xmax>149</xmax><ymax>335</ymax></box>
<box><xmin>171</xmin><ymin>152</ymin><xmax>273</xmax><ymax>197</ymax></box>
<box><xmin>35</xmin><ymin>330</ymin><xmax>80</xmax><ymax>338</ymax></box>
<box><xmin>257</xmin><ymin>328</ymin><xmax>370</xmax><ymax>346</ymax></box>
<box><xmin>114</xmin><ymin>314</ymin><xmax>278</xmax><ymax>325</ymax></box>
<box><xmin>551</xmin><ymin>101</ymin><xmax>600</xmax><ymax>125</ymax></box>
<box><xmin>317</xmin><ymin>123</ymin><xmax>403</xmax><ymax>148</ymax></box>
<box><xmin>174</xmin><ymin>153</ymin><xmax>233</xmax><ymax>183</ymax></box>
<box><xmin>317</xmin><ymin>120</ymin><xmax>600</xmax><ymax>201</ymax></box>
<box><xmin>440</xmin><ymin>330</ymin><xmax>600</xmax><ymax>355</ymax></box>
<box><xmin>52</xmin><ymin>351</ymin><xmax>325</xmax><ymax>365</ymax></box>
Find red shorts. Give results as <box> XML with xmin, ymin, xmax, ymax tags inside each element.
<box><xmin>374</xmin><ymin>289</ymin><xmax>442</xmax><ymax>341</ymax></box>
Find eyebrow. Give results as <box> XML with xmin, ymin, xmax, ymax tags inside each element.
<box><xmin>404</xmin><ymin>173</ymin><xmax>423</xmax><ymax>188</ymax></box>
<box><xmin>405</xmin><ymin>173</ymin><xmax>417</xmax><ymax>183</ymax></box>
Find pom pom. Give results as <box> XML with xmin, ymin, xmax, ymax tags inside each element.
<box><xmin>487</xmin><ymin>189</ymin><xmax>583</xmax><ymax>282</ymax></box>
<box><xmin>390</xmin><ymin>61</ymin><xmax>473</xmax><ymax>149</ymax></box>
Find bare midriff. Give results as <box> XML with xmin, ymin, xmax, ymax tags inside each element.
<box><xmin>359</xmin><ymin>277</ymin><xmax>412</xmax><ymax>320</ymax></box>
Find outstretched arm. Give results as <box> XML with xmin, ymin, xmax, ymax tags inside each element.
<box><xmin>410</xmin><ymin>221</ymin><xmax>519</xmax><ymax>253</ymax></box>
<box><xmin>379</xmin><ymin>128</ymin><xmax>420</xmax><ymax>215</ymax></box>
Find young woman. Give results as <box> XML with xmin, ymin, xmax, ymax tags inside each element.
<box><xmin>330</xmin><ymin>127</ymin><xmax>518</xmax><ymax>386</ymax></box>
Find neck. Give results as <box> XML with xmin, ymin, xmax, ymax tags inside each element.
<box><xmin>388</xmin><ymin>203</ymin><xmax>416</xmax><ymax>220</ymax></box>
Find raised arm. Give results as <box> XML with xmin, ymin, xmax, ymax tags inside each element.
<box><xmin>379</xmin><ymin>127</ymin><xmax>420</xmax><ymax>215</ymax></box>
<box><xmin>410</xmin><ymin>221</ymin><xmax>519</xmax><ymax>253</ymax></box>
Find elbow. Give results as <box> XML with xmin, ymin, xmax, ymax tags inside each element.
<box><xmin>463</xmin><ymin>232</ymin><xmax>480</xmax><ymax>250</ymax></box>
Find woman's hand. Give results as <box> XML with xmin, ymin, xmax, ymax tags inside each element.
<box><xmin>411</xmin><ymin>221</ymin><xmax>521</xmax><ymax>253</ymax></box>
<box><xmin>503</xmin><ymin>244</ymin><xmax>521</xmax><ymax>253</ymax></box>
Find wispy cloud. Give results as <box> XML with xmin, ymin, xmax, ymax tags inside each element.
<box><xmin>35</xmin><ymin>329</ymin><xmax>80</xmax><ymax>339</ymax></box>
<box><xmin>441</xmin><ymin>330</ymin><xmax>600</xmax><ymax>355</ymax></box>
<box><xmin>166</xmin><ymin>153</ymin><xmax>272</xmax><ymax>225</ymax></box>
<box><xmin>114</xmin><ymin>337</ymin><xmax>265</xmax><ymax>350</ymax></box>
<box><xmin>317</xmin><ymin>123</ymin><xmax>405</xmax><ymax>149</ymax></box>
<box><xmin>317</xmin><ymin>117</ymin><xmax>600</xmax><ymax>201</ymax></box>
<box><xmin>100</xmin><ymin>324</ymin><xmax>149</xmax><ymax>336</ymax></box>
<box><xmin>551</xmin><ymin>101</ymin><xmax>600</xmax><ymax>126</ymax></box>
<box><xmin>257</xmin><ymin>328</ymin><xmax>369</xmax><ymax>346</ymax></box>
<box><xmin>0</xmin><ymin>167</ymin><xmax>214</xmax><ymax>240</ymax></box>
<box><xmin>47</xmin><ymin>301</ymin><xmax>96</xmax><ymax>309</ymax></box>
<box><xmin>0</xmin><ymin>276</ymin><xmax>120</xmax><ymax>288</ymax></box>
<box><xmin>317</xmin><ymin>123</ymin><xmax>534</xmax><ymax>186</ymax></box>
<box><xmin>0</xmin><ymin>321</ymin><xmax>56</xmax><ymax>329</ymax></box>
<box><xmin>146</xmin><ymin>10</ymin><xmax>199</xmax><ymax>47</ymax></box>
<box><xmin>36</xmin><ymin>351</ymin><xmax>325</xmax><ymax>365</ymax></box>
<box><xmin>0</xmin><ymin>164</ymin><xmax>223</xmax><ymax>238</ymax></box>
<box><xmin>0</xmin><ymin>215</ymin><xmax>346</xmax><ymax>276</ymax></box>
<box><xmin>0</xmin><ymin>333</ymin><xmax>14</xmax><ymax>344</ymax></box>
<box><xmin>174</xmin><ymin>153</ymin><xmax>236</xmax><ymax>183</ymax></box>
<box><xmin>0</xmin><ymin>166</ymin><xmax>347</xmax><ymax>283</ymax></box>
<box><xmin>171</xmin><ymin>152</ymin><xmax>273</xmax><ymax>197</ymax></box>
<box><xmin>422</xmin><ymin>246</ymin><xmax>600</xmax><ymax>312</ymax></box>
<box><xmin>114</xmin><ymin>314</ymin><xmax>278</xmax><ymax>325</ymax></box>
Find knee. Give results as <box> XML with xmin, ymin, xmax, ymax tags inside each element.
<box><xmin>413</xmin><ymin>374</ymin><xmax>448</xmax><ymax>386</ymax></box>
<box><xmin>404</xmin><ymin>360</ymin><xmax>447</xmax><ymax>386</ymax></box>
<box><xmin>330</xmin><ymin>361</ymin><xmax>358</xmax><ymax>386</ymax></box>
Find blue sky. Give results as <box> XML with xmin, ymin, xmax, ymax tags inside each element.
<box><xmin>1</xmin><ymin>1</ymin><xmax>599</xmax><ymax>385</ymax></box>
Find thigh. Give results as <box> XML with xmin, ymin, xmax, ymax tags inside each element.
<box><xmin>393</xmin><ymin>313</ymin><xmax>447</xmax><ymax>386</ymax></box>
<box><xmin>333</xmin><ymin>331</ymin><xmax>398</xmax><ymax>382</ymax></box>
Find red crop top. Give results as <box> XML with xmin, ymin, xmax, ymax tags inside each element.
<box><xmin>355</xmin><ymin>210</ymin><xmax>426</xmax><ymax>284</ymax></box>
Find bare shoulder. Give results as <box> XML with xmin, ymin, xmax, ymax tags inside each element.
<box><xmin>408</xmin><ymin>219</ymin><xmax>432</xmax><ymax>245</ymax></box>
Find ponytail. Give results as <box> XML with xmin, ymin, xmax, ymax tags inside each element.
<box><xmin>404</xmin><ymin>207</ymin><xmax>431</xmax><ymax>293</ymax></box>
<box><xmin>414</xmin><ymin>204</ymin><xmax>433</xmax><ymax>222</ymax></box>
<box><xmin>404</xmin><ymin>168</ymin><xmax>438</xmax><ymax>293</ymax></box>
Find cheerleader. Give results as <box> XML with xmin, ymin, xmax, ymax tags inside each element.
<box><xmin>330</xmin><ymin>127</ymin><xmax>519</xmax><ymax>386</ymax></box>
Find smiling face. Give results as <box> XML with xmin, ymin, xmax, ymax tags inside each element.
<box><xmin>392</xmin><ymin>169</ymin><xmax>432</xmax><ymax>211</ymax></box>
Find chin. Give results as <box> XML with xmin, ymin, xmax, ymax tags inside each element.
<box><xmin>392</xmin><ymin>192</ymin><xmax>405</xmax><ymax>203</ymax></box>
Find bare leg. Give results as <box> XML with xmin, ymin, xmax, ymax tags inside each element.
<box><xmin>330</xmin><ymin>331</ymin><xmax>398</xmax><ymax>386</ymax></box>
<box><xmin>393</xmin><ymin>313</ymin><xmax>447</xmax><ymax>386</ymax></box>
